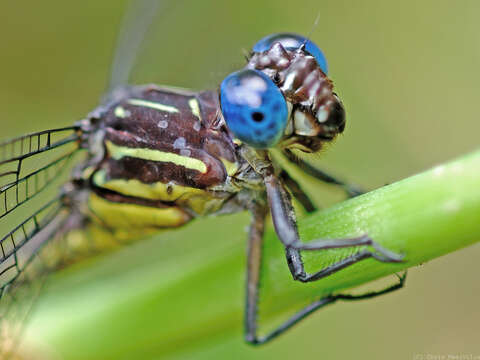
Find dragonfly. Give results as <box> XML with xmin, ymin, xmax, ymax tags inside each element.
<box><xmin>0</xmin><ymin>0</ymin><xmax>406</xmax><ymax>354</ymax></box>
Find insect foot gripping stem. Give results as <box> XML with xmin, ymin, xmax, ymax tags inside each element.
<box><xmin>288</xmin><ymin>235</ymin><xmax>405</xmax><ymax>283</ymax></box>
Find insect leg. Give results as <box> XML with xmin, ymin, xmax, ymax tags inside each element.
<box><xmin>264</xmin><ymin>173</ymin><xmax>403</xmax><ymax>283</ymax></box>
<box><xmin>335</xmin><ymin>271</ymin><xmax>407</xmax><ymax>301</ymax></box>
<box><xmin>279</xmin><ymin>169</ymin><xmax>317</xmax><ymax>213</ymax></box>
<box><xmin>244</xmin><ymin>205</ymin><xmax>267</xmax><ymax>344</ymax></box>
<box><xmin>246</xmin><ymin>276</ymin><xmax>405</xmax><ymax>345</ymax></box>
<box><xmin>0</xmin><ymin>201</ymin><xmax>76</xmax><ymax>358</ymax></box>
<box><xmin>244</xmin><ymin>203</ymin><xmax>406</xmax><ymax>344</ymax></box>
<box><xmin>283</xmin><ymin>149</ymin><xmax>364</xmax><ymax>198</ymax></box>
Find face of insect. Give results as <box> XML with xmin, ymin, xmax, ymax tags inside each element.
<box><xmin>220</xmin><ymin>33</ymin><xmax>345</xmax><ymax>153</ymax></box>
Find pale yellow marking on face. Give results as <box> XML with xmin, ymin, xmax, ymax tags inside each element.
<box><xmin>127</xmin><ymin>98</ymin><xmax>179</xmax><ymax>113</ymax></box>
<box><xmin>188</xmin><ymin>98</ymin><xmax>202</xmax><ymax>121</ymax></box>
<box><xmin>114</xmin><ymin>106</ymin><xmax>129</xmax><ymax>118</ymax></box>
<box><xmin>106</xmin><ymin>140</ymin><xmax>207</xmax><ymax>173</ymax></box>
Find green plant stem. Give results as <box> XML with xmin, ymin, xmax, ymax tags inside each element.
<box><xmin>24</xmin><ymin>150</ymin><xmax>480</xmax><ymax>360</ymax></box>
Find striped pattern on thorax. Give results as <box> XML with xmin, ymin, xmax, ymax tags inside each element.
<box><xmin>87</xmin><ymin>86</ymin><xmax>241</xmax><ymax>234</ymax></box>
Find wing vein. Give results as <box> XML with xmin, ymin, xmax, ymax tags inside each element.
<box><xmin>0</xmin><ymin>196</ymin><xmax>64</xmax><ymax>266</ymax></box>
<box><xmin>0</xmin><ymin>133</ymin><xmax>79</xmax><ymax>166</ymax></box>
<box><xmin>0</xmin><ymin>149</ymin><xmax>78</xmax><ymax>219</ymax></box>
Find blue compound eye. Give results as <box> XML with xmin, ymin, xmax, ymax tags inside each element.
<box><xmin>220</xmin><ymin>69</ymin><xmax>288</xmax><ymax>148</ymax></box>
<box><xmin>253</xmin><ymin>33</ymin><xmax>328</xmax><ymax>74</ymax></box>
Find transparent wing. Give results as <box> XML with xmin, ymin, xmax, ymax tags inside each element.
<box><xmin>107</xmin><ymin>0</ymin><xmax>162</xmax><ymax>93</ymax></box>
<box><xmin>0</xmin><ymin>127</ymin><xmax>80</xmax><ymax>221</ymax></box>
<box><xmin>0</xmin><ymin>198</ymin><xmax>71</xmax><ymax>358</ymax></box>
<box><xmin>106</xmin><ymin>0</ymin><xmax>197</xmax><ymax>95</ymax></box>
<box><xmin>0</xmin><ymin>127</ymin><xmax>83</xmax><ymax>357</ymax></box>
<box><xmin>0</xmin><ymin>196</ymin><xmax>68</xmax><ymax>296</ymax></box>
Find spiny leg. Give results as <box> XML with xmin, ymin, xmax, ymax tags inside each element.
<box><xmin>283</xmin><ymin>149</ymin><xmax>364</xmax><ymax>198</ymax></box>
<box><xmin>264</xmin><ymin>172</ymin><xmax>403</xmax><ymax>283</ymax></box>
<box><xmin>244</xmin><ymin>206</ymin><xmax>267</xmax><ymax>343</ymax></box>
<box><xmin>244</xmin><ymin>204</ymin><xmax>406</xmax><ymax>345</ymax></box>
<box><xmin>335</xmin><ymin>271</ymin><xmax>407</xmax><ymax>301</ymax></box>
<box><xmin>279</xmin><ymin>169</ymin><xmax>317</xmax><ymax>213</ymax></box>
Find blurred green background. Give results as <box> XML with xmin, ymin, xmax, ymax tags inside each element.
<box><xmin>1</xmin><ymin>0</ymin><xmax>480</xmax><ymax>359</ymax></box>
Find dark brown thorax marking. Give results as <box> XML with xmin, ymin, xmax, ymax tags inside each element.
<box><xmin>87</xmin><ymin>86</ymin><xmax>243</xmax><ymax>233</ymax></box>
<box><xmin>102</xmin><ymin>86</ymin><xmax>237</xmax><ymax>188</ymax></box>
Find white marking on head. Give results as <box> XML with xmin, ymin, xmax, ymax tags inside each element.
<box><xmin>294</xmin><ymin>110</ymin><xmax>317</xmax><ymax>136</ymax></box>
<box><xmin>316</xmin><ymin>106</ymin><xmax>328</xmax><ymax>123</ymax></box>
<box><xmin>157</xmin><ymin>120</ymin><xmax>168</xmax><ymax>129</ymax></box>
<box><xmin>259</xmin><ymin>55</ymin><xmax>270</xmax><ymax>66</ymax></box>
<box><xmin>281</xmin><ymin>72</ymin><xmax>296</xmax><ymax>91</ymax></box>
<box><xmin>277</xmin><ymin>58</ymin><xmax>289</xmax><ymax>67</ymax></box>
<box><xmin>304</xmin><ymin>71</ymin><xmax>317</xmax><ymax>86</ymax></box>
<box><xmin>309</xmin><ymin>81</ymin><xmax>320</xmax><ymax>98</ymax></box>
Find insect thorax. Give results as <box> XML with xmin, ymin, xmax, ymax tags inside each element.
<box><xmin>74</xmin><ymin>85</ymin><xmax>263</xmax><ymax>240</ymax></box>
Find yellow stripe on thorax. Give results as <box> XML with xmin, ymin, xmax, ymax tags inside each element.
<box><xmin>88</xmin><ymin>192</ymin><xmax>189</xmax><ymax>232</ymax></box>
<box><xmin>93</xmin><ymin>170</ymin><xmax>204</xmax><ymax>202</ymax></box>
<box><xmin>106</xmin><ymin>140</ymin><xmax>207</xmax><ymax>173</ymax></box>
<box><xmin>93</xmin><ymin>170</ymin><xmax>224</xmax><ymax>215</ymax></box>
<box><xmin>127</xmin><ymin>98</ymin><xmax>179</xmax><ymax>113</ymax></box>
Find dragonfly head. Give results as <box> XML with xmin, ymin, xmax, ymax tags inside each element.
<box><xmin>220</xmin><ymin>33</ymin><xmax>345</xmax><ymax>153</ymax></box>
